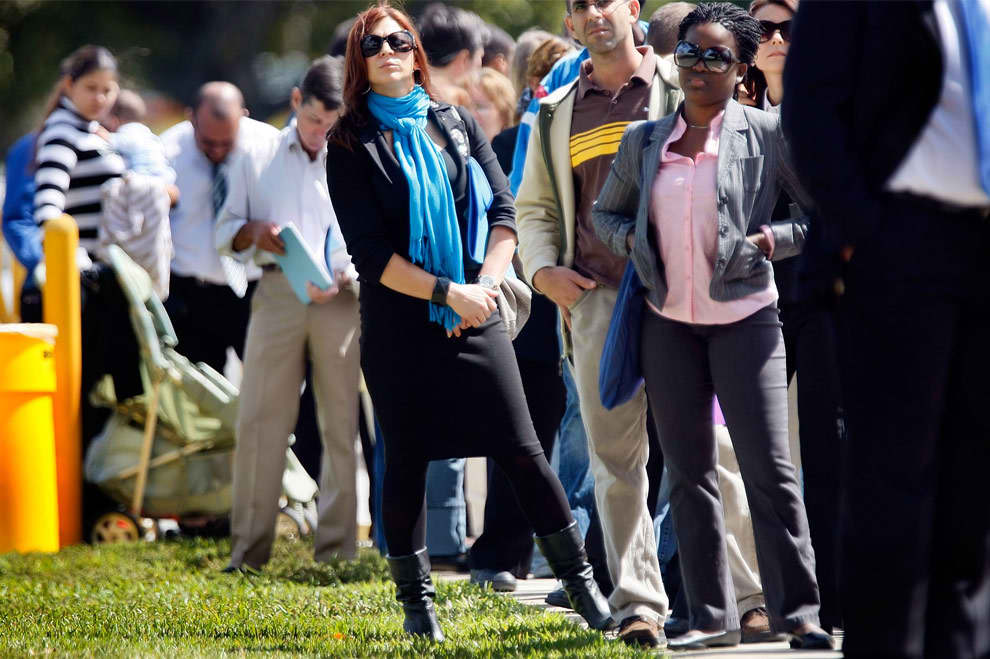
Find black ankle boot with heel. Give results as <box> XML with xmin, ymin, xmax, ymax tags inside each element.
<box><xmin>535</xmin><ymin>521</ymin><xmax>614</xmax><ymax>631</ymax></box>
<box><xmin>386</xmin><ymin>548</ymin><xmax>445</xmax><ymax>642</ymax></box>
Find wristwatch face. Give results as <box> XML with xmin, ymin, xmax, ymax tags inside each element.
<box><xmin>478</xmin><ymin>274</ymin><xmax>497</xmax><ymax>289</ymax></box>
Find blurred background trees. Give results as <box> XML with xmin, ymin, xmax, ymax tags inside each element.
<box><xmin>0</xmin><ymin>0</ymin><xmax>572</xmax><ymax>151</ymax></box>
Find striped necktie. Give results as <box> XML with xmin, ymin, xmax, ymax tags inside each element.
<box><xmin>212</xmin><ymin>162</ymin><xmax>248</xmax><ymax>297</ymax></box>
<box><xmin>958</xmin><ymin>0</ymin><xmax>990</xmax><ymax>195</ymax></box>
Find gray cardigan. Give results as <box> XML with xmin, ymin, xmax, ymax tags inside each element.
<box><xmin>592</xmin><ymin>99</ymin><xmax>812</xmax><ymax>314</ymax></box>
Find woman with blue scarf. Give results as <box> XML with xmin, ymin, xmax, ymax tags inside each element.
<box><xmin>325</xmin><ymin>3</ymin><xmax>611</xmax><ymax>643</ymax></box>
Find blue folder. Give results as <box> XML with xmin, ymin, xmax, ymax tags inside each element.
<box><xmin>273</xmin><ymin>222</ymin><xmax>332</xmax><ymax>304</ymax></box>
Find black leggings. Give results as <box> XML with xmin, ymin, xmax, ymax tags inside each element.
<box><xmin>382</xmin><ymin>449</ymin><xmax>572</xmax><ymax>557</ymax></box>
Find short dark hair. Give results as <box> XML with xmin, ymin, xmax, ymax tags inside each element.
<box><xmin>482</xmin><ymin>24</ymin><xmax>514</xmax><ymax>68</ymax></box>
<box><xmin>328</xmin><ymin>18</ymin><xmax>356</xmax><ymax>58</ymax></box>
<box><xmin>648</xmin><ymin>2</ymin><xmax>696</xmax><ymax>56</ymax></box>
<box><xmin>678</xmin><ymin>2</ymin><xmax>763</xmax><ymax>65</ymax></box>
<box><xmin>416</xmin><ymin>3</ymin><xmax>484</xmax><ymax>67</ymax></box>
<box><xmin>300</xmin><ymin>55</ymin><xmax>344</xmax><ymax>110</ymax></box>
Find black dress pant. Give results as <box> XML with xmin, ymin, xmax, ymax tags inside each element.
<box><xmin>164</xmin><ymin>274</ymin><xmax>255</xmax><ymax>373</ymax></box>
<box><xmin>469</xmin><ymin>357</ymin><xmax>566</xmax><ymax>577</ymax></box>
<box><xmin>642</xmin><ymin>305</ymin><xmax>820</xmax><ymax>632</ymax></box>
<box><xmin>780</xmin><ymin>298</ymin><xmax>844</xmax><ymax>631</ymax></box>
<box><xmin>838</xmin><ymin>195</ymin><xmax>990</xmax><ymax>659</ymax></box>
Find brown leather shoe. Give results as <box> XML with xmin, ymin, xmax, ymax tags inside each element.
<box><xmin>618</xmin><ymin>616</ymin><xmax>667</xmax><ymax>648</ymax></box>
<box><xmin>741</xmin><ymin>607</ymin><xmax>787</xmax><ymax>643</ymax></box>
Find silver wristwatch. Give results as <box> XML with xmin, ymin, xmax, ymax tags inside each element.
<box><xmin>476</xmin><ymin>274</ymin><xmax>498</xmax><ymax>290</ymax></box>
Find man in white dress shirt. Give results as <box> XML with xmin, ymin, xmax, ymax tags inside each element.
<box><xmin>216</xmin><ymin>56</ymin><xmax>361</xmax><ymax>569</ymax></box>
<box><xmin>161</xmin><ymin>82</ymin><xmax>277</xmax><ymax>373</ymax></box>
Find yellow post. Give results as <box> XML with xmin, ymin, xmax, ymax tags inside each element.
<box><xmin>43</xmin><ymin>215</ymin><xmax>83</xmax><ymax>547</ymax></box>
<box><xmin>12</xmin><ymin>260</ymin><xmax>26</xmax><ymax>322</ymax></box>
<box><xmin>0</xmin><ymin>324</ymin><xmax>60</xmax><ymax>554</ymax></box>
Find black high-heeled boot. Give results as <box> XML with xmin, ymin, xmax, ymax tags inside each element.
<box><xmin>386</xmin><ymin>548</ymin><xmax>444</xmax><ymax>642</ymax></box>
<box><xmin>536</xmin><ymin>521</ymin><xmax>614</xmax><ymax>631</ymax></box>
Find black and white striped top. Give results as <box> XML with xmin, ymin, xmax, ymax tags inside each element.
<box><xmin>34</xmin><ymin>96</ymin><xmax>125</xmax><ymax>253</ymax></box>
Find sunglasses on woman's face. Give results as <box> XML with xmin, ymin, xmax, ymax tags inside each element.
<box><xmin>759</xmin><ymin>19</ymin><xmax>792</xmax><ymax>42</ymax></box>
<box><xmin>360</xmin><ymin>30</ymin><xmax>416</xmax><ymax>58</ymax></box>
<box><xmin>674</xmin><ymin>40</ymin><xmax>740</xmax><ymax>74</ymax></box>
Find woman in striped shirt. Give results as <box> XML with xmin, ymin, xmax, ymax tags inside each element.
<box><xmin>34</xmin><ymin>45</ymin><xmax>125</xmax><ymax>256</ymax></box>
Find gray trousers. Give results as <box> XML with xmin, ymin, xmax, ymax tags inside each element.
<box><xmin>640</xmin><ymin>304</ymin><xmax>820</xmax><ymax>633</ymax></box>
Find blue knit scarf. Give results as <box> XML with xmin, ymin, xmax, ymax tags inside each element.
<box><xmin>368</xmin><ymin>86</ymin><xmax>464</xmax><ymax>330</ymax></box>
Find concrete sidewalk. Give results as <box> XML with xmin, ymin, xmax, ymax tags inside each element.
<box><xmin>439</xmin><ymin>572</ymin><xmax>842</xmax><ymax>657</ymax></box>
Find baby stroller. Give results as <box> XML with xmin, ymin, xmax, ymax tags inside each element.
<box><xmin>84</xmin><ymin>245</ymin><xmax>318</xmax><ymax>543</ymax></box>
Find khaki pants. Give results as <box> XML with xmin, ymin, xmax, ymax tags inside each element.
<box><xmin>230</xmin><ymin>271</ymin><xmax>361</xmax><ymax>568</ymax></box>
<box><xmin>569</xmin><ymin>285</ymin><xmax>668</xmax><ymax>624</ymax></box>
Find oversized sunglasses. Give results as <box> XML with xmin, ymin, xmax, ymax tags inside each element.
<box><xmin>360</xmin><ymin>30</ymin><xmax>416</xmax><ymax>58</ymax></box>
<box><xmin>759</xmin><ymin>19</ymin><xmax>792</xmax><ymax>43</ymax></box>
<box><xmin>673</xmin><ymin>40</ymin><xmax>741</xmax><ymax>74</ymax></box>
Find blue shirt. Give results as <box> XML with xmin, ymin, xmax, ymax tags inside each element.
<box><xmin>508</xmin><ymin>48</ymin><xmax>590</xmax><ymax>196</ymax></box>
<box><xmin>2</xmin><ymin>133</ymin><xmax>43</xmax><ymax>275</ymax></box>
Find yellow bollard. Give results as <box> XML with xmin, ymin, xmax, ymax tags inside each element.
<box><xmin>12</xmin><ymin>259</ymin><xmax>26</xmax><ymax>322</ymax></box>
<box><xmin>0</xmin><ymin>324</ymin><xmax>60</xmax><ymax>554</ymax></box>
<box><xmin>43</xmin><ymin>215</ymin><xmax>83</xmax><ymax>547</ymax></box>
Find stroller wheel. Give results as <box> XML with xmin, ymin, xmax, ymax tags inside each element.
<box><xmin>275</xmin><ymin>506</ymin><xmax>306</xmax><ymax>542</ymax></box>
<box><xmin>91</xmin><ymin>511</ymin><xmax>141</xmax><ymax>544</ymax></box>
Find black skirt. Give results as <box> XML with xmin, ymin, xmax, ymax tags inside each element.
<box><xmin>359</xmin><ymin>283</ymin><xmax>542</xmax><ymax>461</ymax></box>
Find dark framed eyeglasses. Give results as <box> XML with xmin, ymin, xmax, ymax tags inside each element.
<box><xmin>360</xmin><ymin>30</ymin><xmax>416</xmax><ymax>58</ymax></box>
<box><xmin>673</xmin><ymin>40</ymin><xmax>741</xmax><ymax>74</ymax></box>
<box><xmin>570</xmin><ymin>0</ymin><xmax>620</xmax><ymax>14</ymax></box>
<box><xmin>759</xmin><ymin>19</ymin><xmax>792</xmax><ymax>43</ymax></box>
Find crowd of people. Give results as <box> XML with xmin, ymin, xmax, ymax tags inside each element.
<box><xmin>3</xmin><ymin>0</ymin><xmax>989</xmax><ymax>657</ymax></box>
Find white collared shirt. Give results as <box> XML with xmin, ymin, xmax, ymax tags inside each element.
<box><xmin>886</xmin><ymin>0</ymin><xmax>990</xmax><ymax>207</ymax></box>
<box><xmin>215</xmin><ymin>120</ymin><xmax>354</xmax><ymax>276</ymax></box>
<box><xmin>161</xmin><ymin>116</ymin><xmax>278</xmax><ymax>284</ymax></box>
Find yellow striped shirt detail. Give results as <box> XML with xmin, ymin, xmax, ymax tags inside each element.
<box><xmin>570</xmin><ymin>121</ymin><xmax>632</xmax><ymax>168</ymax></box>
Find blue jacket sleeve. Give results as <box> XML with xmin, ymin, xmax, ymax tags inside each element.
<box><xmin>2</xmin><ymin>134</ymin><xmax>43</xmax><ymax>274</ymax></box>
<box><xmin>507</xmin><ymin>48</ymin><xmax>590</xmax><ymax>196</ymax></box>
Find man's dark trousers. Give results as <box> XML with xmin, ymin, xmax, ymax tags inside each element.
<box><xmin>165</xmin><ymin>274</ymin><xmax>256</xmax><ymax>373</ymax></box>
<box><xmin>780</xmin><ymin>297</ymin><xmax>843</xmax><ymax>632</ymax></box>
<box><xmin>838</xmin><ymin>193</ymin><xmax>990</xmax><ymax>659</ymax></box>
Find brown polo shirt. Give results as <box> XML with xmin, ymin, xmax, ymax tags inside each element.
<box><xmin>570</xmin><ymin>46</ymin><xmax>655</xmax><ymax>288</ymax></box>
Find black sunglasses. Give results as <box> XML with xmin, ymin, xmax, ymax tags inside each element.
<box><xmin>673</xmin><ymin>40</ymin><xmax>741</xmax><ymax>74</ymax></box>
<box><xmin>360</xmin><ymin>30</ymin><xmax>416</xmax><ymax>58</ymax></box>
<box><xmin>759</xmin><ymin>19</ymin><xmax>792</xmax><ymax>43</ymax></box>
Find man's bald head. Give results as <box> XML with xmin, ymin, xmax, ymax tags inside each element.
<box><xmin>189</xmin><ymin>81</ymin><xmax>247</xmax><ymax>164</ymax></box>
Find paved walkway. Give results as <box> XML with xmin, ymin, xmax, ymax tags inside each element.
<box><xmin>439</xmin><ymin>572</ymin><xmax>842</xmax><ymax>657</ymax></box>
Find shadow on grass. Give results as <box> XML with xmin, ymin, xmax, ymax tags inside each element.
<box><xmin>177</xmin><ymin>539</ymin><xmax>391</xmax><ymax>588</ymax></box>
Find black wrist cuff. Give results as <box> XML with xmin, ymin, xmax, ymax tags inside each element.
<box><xmin>431</xmin><ymin>276</ymin><xmax>451</xmax><ymax>306</ymax></box>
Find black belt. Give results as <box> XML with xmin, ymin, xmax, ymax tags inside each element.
<box><xmin>261</xmin><ymin>263</ymin><xmax>281</xmax><ymax>273</ymax></box>
<box><xmin>890</xmin><ymin>192</ymin><xmax>990</xmax><ymax>221</ymax></box>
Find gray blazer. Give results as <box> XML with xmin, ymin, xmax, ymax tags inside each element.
<box><xmin>592</xmin><ymin>99</ymin><xmax>812</xmax><ymax>313</ymax></box>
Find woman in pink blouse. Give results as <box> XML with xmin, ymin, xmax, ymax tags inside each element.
<box><xmin>593</xmin><ymin>2</ymin><xmax>832</xmax><ymax>651</ymax></box>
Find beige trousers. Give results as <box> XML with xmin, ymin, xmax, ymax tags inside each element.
<box><xmin>230</xmin><ymin>270</ymin><xmax>361</xmax><ymax>568</ymax></box>
<box><xmin>569</xmin><ymin>285</ymin><xmax>668</xmax><ymax>624</ymax></box>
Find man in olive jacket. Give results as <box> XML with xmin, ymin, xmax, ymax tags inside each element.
<box><xmin>515</xmin><ymin>0</ymin><xmax>680</xmax><ymax>647</ymax></box>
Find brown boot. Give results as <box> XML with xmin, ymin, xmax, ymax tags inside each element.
<box><xmin>617</xmin><ymin>616</ymin><xmax>666</xmax><ymax>648</ymax></box>
<box><xmin>741</xmin><ymin>606</ymin><xmax>787</xmax><ymax>643</ymax></box>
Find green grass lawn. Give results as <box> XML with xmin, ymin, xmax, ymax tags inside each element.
<box><xmin>0</xmin><ymin>537</ymin><xmax>660</xmax><ymax>657</ymax></box>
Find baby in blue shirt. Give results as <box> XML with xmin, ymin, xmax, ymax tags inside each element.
<box><xmin>108</xmin><ymin>89</ymin><xmax>176</xmax><ymax>190</ymax></box>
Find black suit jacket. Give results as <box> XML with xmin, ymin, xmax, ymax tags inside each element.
<box><xmin>783</xmin><ymin>1</ymin><xmax>943</xmax><ymax>250</ymax></box>
<box><xmin>325</xmin><ymin>103</ymin><xmax>516</xmax><ymax>289</ymax></box>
